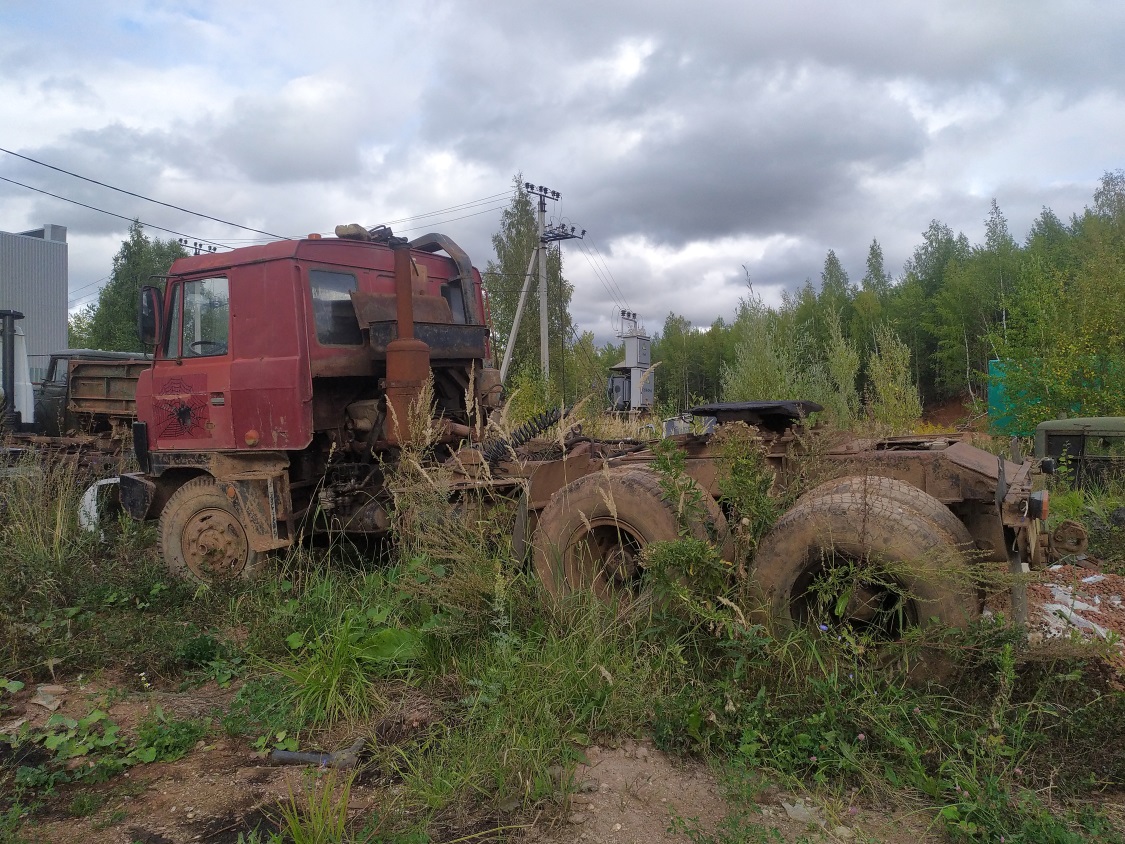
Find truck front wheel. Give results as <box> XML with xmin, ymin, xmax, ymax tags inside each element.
<box><xmin>159</xmin><ymin>476</ymin><xmax>265</xmax><ymax>584</ymax></box>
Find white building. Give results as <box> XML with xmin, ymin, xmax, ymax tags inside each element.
<box><xmin>0</xmin><ymin>224</ymin><xmax>68</xmax><ymax>382</ymax></box>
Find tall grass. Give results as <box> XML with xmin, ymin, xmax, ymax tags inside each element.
<box><xmin>2</xmin><ymin>414</ymin><xmax>1123</xmax><ymax>843</ymax></box>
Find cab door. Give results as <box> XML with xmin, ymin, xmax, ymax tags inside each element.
<box><xmin>35</xmin><ymin>356</ymin><xmax>68</xmax><ymax>436</ymax></box>
<box><xmin>149</xmin><ymin>277</ymin><xmax>236</xmax><ymax>451</ymax></box>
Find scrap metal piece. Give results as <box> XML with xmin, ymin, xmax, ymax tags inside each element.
<box><xmin>1050</xmin><ymin>519</ymin><xmax>1090</xmax><ymax>560</ymax></box>
<box><xmin>269</xmin><ymin>738</ymin><xmax>365</xmax><ymax>769</ymax></box>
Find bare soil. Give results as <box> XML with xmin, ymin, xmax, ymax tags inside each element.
<box><xmin>7</xmin><ymin>681</ymin><xmax>946</xmax><ymax>844</ymax></box>
<box><xmin>540</xmin><ymin>740</ymin><xmax>943</xmax><ymax>844</ymax></box>
<box><xmin>921</xmin><ymin>394</ymin><xmax>982</xmax><ymax>431</ymax></box>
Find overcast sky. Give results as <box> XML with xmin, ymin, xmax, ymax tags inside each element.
<box><xmin>2</xmin><ymin>1</ymin><xmax>1123</xmax><ymax>343</ymax></box>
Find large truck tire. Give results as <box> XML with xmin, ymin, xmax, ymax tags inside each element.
<box><xmin>799</xmin><ymin>475</ymin><xmax>974</xmax><ymax>549</ymax></box>
<box><xmin>159</xmin><ymin>476</ymin><xmax>265</xmax><ymax>584</ymax></box>
<box><xmin>753</xmin><ymin>490</ymin><xmax>978</xmax><ymax>635</ymax></box>
<box><xmin>532</xmin><ymin>467</ymin><xmax>733</xmax><ymax>600</ymax></box>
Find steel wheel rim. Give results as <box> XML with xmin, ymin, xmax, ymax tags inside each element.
<box><xmin>564</xmin><ymin>517</ymin><xmax>646</xmax><ymax>600</ymax></box>
<box><xmin>182</xmin><ymin>507</ymin><xmax>250</xmax><ymax>581</ymax></box>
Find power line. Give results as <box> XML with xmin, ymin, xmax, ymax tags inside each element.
<box><xmin>586</xmin><ymin>236</ymin><xmax>630</xmax><ymax>310</ymax></box>
<box><xmin>573</xmin><ymin>238</ymin><xmax>626</xmax><ymax>314</ymax></box>
<box><xmin>181</xmin><ymin>190</ymin><xmax>518</xmax><ymax>243</ymax></box>
<box><xmin>67</xmin><ymin>275</ymin><xmax>110</xmax><ymax>299</ymax></box>
<box><xmin>0</xmin><ymin>176</ymin><xmax>233</xmax><ymax>249</ymax></box>
<box><xmin>394</xmin><ymin>201</ymin><xmax>513</xmax><ymax>233</ymax></box>
<box><xmin>69</xmin><ymin>292</ymin><xmax>99</xmax><ymax>309</ymax></box>
<box><xmin>0</xmin><ymin>146</ymin><xmax>287</xmax><ymax>240</ymax></box>
<box><xmin>382</xmin><ymin>191</ymin><xmax>515</xmax><ymax>225</ymax></box>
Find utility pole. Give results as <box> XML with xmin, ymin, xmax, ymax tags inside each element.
<box><xmin>499</xmin><ymin>183</ymin><xmax>584</xmax><ymax>387</ymax></box>
<box><xmin>524</xmin><ymin>184</ymin><xmax>560</xmax><ymax>378</ymax></box>
<box><xmin>537</xmin><ymin>188</ymin><xmax>549</xmax><ymax>377</ymax></box>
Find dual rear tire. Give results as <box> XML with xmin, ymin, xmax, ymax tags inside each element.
<box><xmin>753</xmin><ymin>476</ymin><xmax>979</xmax><ymax>636</ymax></box>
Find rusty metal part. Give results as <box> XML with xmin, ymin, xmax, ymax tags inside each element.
<box><xmin>119</xmin><ymin>472</ymin><xmax>156</xmax><ymax>520</ymax></box>
<box><xmin>270</xmin><ymin>738</ymin><xmax>365</xmax><ymax>770</ymax></box>
<box><xmin>339</xmin><ymin>496</ymin><xmax>390</xmax><ymax>533</ymax></box>
<box><xmin>181</xmin><ymin>504</ymin><xmax>251</xmax><ymax>580</ymax></box>
<box><xmin>1050</xmin><ymin>519</ymin><xmax>1090</xmax><ymax>559</ymax></box>
<box><xmin>383</xmin><ymin>243</ymin><xmax>431</xmax><ymax>447</ymax></box>
<box><xmin>475</xmin><ymin>365</ymin><xmax>502</xmax><ymax>409</ymax></box>
<box><xmin>482</xmin><ymin>407</ymin><xmax>564</xmax><ymax>467</ymax></box>
<box><xmin>409</xmin><ymin>233</ymin><xmax>484</xmax><ymax>327</ymax></box>
<box><xmin>66</xmin><ymin>360</ymin><xmax>148</xmax><ymax>420</ymax></box>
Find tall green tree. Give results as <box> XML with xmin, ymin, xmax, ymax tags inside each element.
<box><xmin>651</xmin><ymin>312</ymin><xmax>695</xmax><ymax>410</ymax></box>
<box><xmin>887</xmin><ymin>220</ymin><xmax>971</xmax><ymax>399</ymax></box>
<box><xmin>861</xmin><ymin>238</ymin><xmax>891</xmax><ymax>298</ymax></box>
<box><xmin>994</xmin><ymin>171</ymin><xmax>1125</xmax><ymax>429</ymax></box>
<box><xmin>70</xmin><ymin>221</ymin><xmax>186</xmax><ymax>351</ymax></box>
<box><xmin>930</xmin><ymin>201</ymin><xmax>1021</xmax><ymax>399</ymax></box>
<box><xmin>483</xmin><ymin>176</ymin><xmax>574</xmax><ymax>393</ymax></box>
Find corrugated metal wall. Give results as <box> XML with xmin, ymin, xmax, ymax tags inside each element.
<box><xmin>0</xmin><ymin>226</ymin><xmax>68</xmax><ymax>382</ymax></box>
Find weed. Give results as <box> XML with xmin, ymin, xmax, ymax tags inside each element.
<box><xmin>670</xmin><ymin>808</ymin><xmax>786</xmax><ymax>844</ymax></box>
<box><xmin>0</xmin><ymin>803</ymin><xmax>30</xmax><ymax>843</ymax></box>
<box><xmin>222</xmin><ymin>674</ymin><xmax>307</xmax><ymax>739</ymax></box>
<box><xmin>277</xmin><ymin>770</ymin><xmax>366</xmax><ymax>844</ymax></box>
<box><xmin>1</xmin><ymin>704</ymin><xmax>205</xmax><ymax>798</ymax></box>
<box><xmin>67</xmin><ymin>792</ymin><xmax>104</xmax><ymax>817</ymax></box>
<box><xmin>92</xmin><ymin>806</ymin><xmax>127</xmax><ymax>829</ymax></box>
<box><xmin>712</xmin><ymin>423</ymin><xmax>780</xmax><ymax>557</ymax></box>
<box><xmin>132</xmin><ymin>707</ymin><xmax>206</xmax><ymax>762</ymax></box>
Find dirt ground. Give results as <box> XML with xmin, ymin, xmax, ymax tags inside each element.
<box><xmin>541</xmin><ymin>740</ymin><xmax>944</xmax><ymax>844</ymax></box>
<box><xmin>920</xmin><ymin>395</ymin><xmax>983</xmax><ymax>431</ymax></box>
<box><xmin>5</xmin><ymin>712</ymin><xmax>947</xmax><ymax>844</ymax></box>
<box><xmin>4</xmin><ymin>678</ymin><xmax>959</xmax><ymax>844</ymax></box>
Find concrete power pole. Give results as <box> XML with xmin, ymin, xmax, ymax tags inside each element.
<box><xmin>525</xmin><ymin>184</ymin><xmax>558</xmax><ymax>377</ymax></box>
<box><xmin>537</xmin><ymin>190</ymin><xmax>549</xmax><ymax>377</ymax></box>
<box><xmin>499</xmin><ymin>184</ymin><xmax>584</xmax><ymax>387</ymax></box>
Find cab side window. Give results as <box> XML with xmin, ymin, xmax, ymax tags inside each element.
<box><xmin>164</xmin><ymin>283</ymin><xmax>183</xmax><ymax>358</ymax></box>
<box><xmin>47</xmin><ymin>358</ymin><xmax>69</xmax><ymax>385</ymax></box>
<box><xmin>310</xmin><ymin>270</ymin><xmax>362</xmax><ymax>346</ymax></box>
<box><xmin>179</xmin><ymin>277</ymin><xmax>230</xmax><ymax>357</ymax></box>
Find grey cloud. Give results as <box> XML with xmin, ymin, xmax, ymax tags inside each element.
<box><xmin>5</xmin><ymin>0</ymin><xmax>1125</xmax><ymax>343</ymax></box>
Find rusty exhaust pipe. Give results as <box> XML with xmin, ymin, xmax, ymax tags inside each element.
<box><xmin>384</xmin><ymin>242</ymin><xmax>431</xmax><ymax>446</ymax></box>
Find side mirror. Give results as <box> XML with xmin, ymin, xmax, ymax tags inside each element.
<box><xmin>138</xmin><ymin>286</ymin><xmax>163</xmax><ymax>348</ymax></box>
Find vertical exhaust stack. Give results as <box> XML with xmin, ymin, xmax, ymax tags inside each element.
<box><xmin>0</xmin><ymin>310</ymin><xmax>25</xmax><ymax>430</ymax></box>
<box><xmin>384</xmin><ymin>243</ymin><xmax>431</xmax><ymax>447</ymax></box>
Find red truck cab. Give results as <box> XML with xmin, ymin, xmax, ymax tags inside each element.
<box><xmin>122</xmin><ymin>228</ymin><xmax>498</xmax><ymax>582</ymax></box>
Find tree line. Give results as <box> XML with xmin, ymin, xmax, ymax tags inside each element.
<box><xmin>646</xmin><ymin>171</ymin><xmax>1125</xmax><ymax>431</ymax></box>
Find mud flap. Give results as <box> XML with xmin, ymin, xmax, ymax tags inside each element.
<box><xmin>119</xmin><ymin>472</ymin><xmax>156</xmax><ymax>520</ymax></box>
<box><xmin>221</xmin><ymin>474</ymin><xmax>292</xmax><ymax>553</ymax></box>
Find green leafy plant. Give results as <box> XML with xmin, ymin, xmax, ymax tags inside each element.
<box><xmin>275</xmin><ymin>606</ymin><xmax>423</xmax><ymax>723</ymax></box>
<box><xmin>130</xmin><ymin>707</ymin><xmax>206</xmax><ymax>763</ymax></box>
<box><xmin>252</xmin><ymin>730</ymin><xmax>299</xmax><ymax>756</ymax></box>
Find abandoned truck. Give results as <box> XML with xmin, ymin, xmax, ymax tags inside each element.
<box><xmin>118</xmin><ymin>224</ymin><xmax>1054</xmax><ymax>635</ymax></box>
<box><xmin>1</xmin><ymin>310</ymin><xmax>148</xmax><ymax>475</ymax></box>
